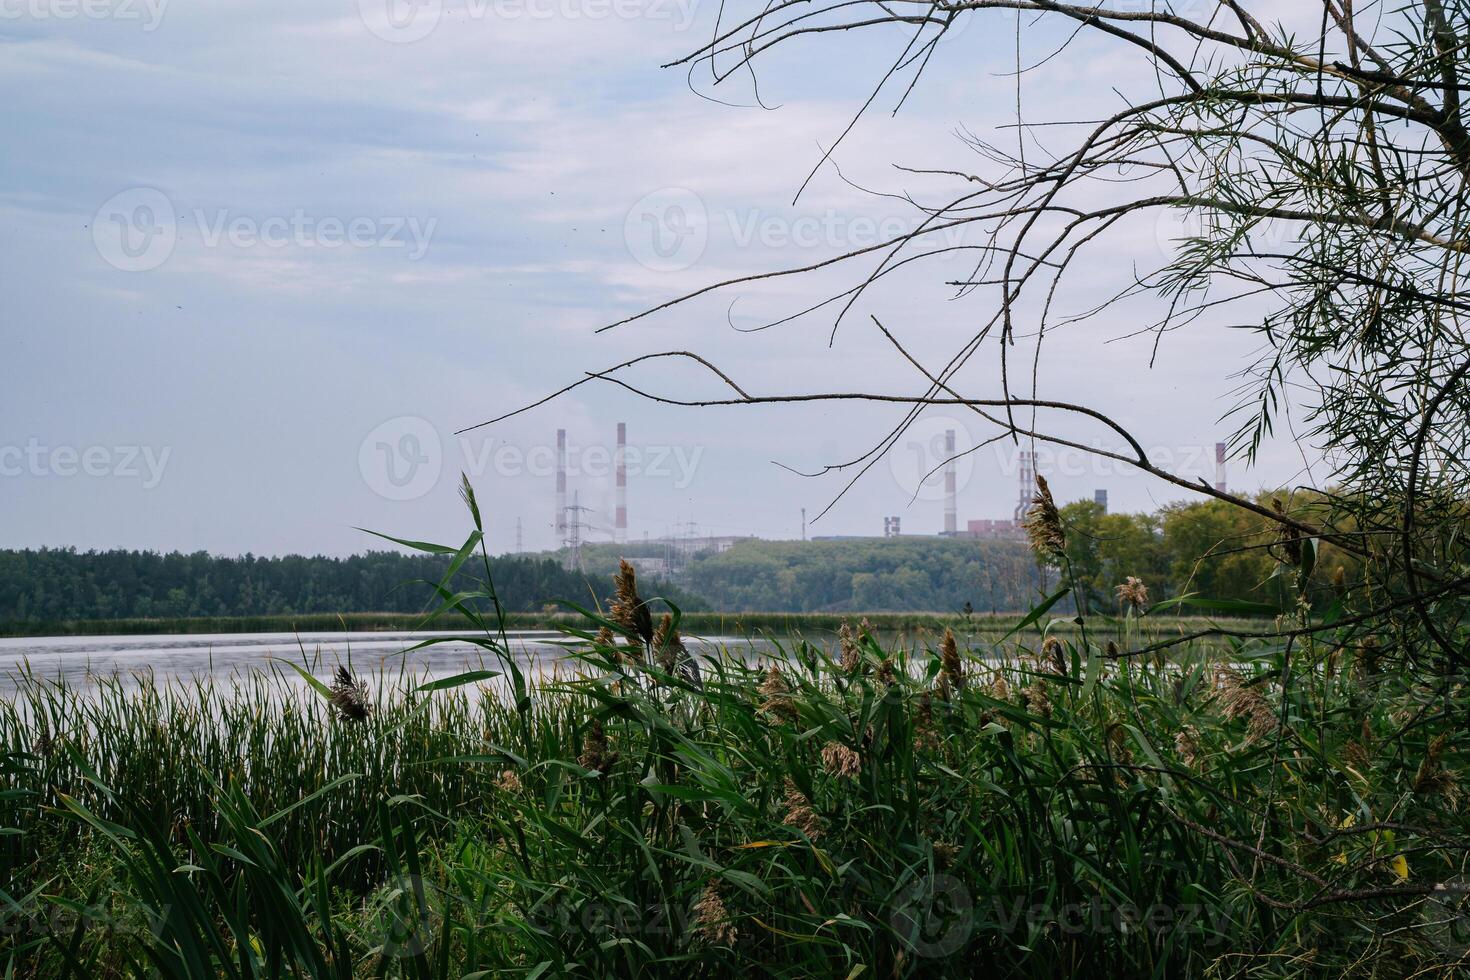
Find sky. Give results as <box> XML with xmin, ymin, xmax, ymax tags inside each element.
<box><xmin>0</xmin><ymin>0</ymin><xmax>1325</xmax><ymax>556</ymax></box>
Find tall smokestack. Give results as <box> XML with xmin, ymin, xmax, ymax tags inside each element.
<box><xmin>1014</xmin><ymin>450</ymin><xmax>1035</xmax><ymax>522</ymax></box>
<box><xmin>1215</xmin><ymin>442</ymin><xmax>1227</xmax><ymax>493</ymax></box>
<box><xmin>615</xmin><ymin>422</ymin><xmax>627</xmax><ymax>543</ymax></box>
<box><xmin>943</xmin><ymin>429</ymin><xmax>958</xmax><ymax>535</ymax></box>
<box><xmin>555</xmin><ymin>428</ymin><xmax>568</xmax><ymax>548</ymax></box>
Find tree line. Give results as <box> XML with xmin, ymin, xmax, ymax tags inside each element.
<box><xmin>1</xmin><ymin>492</ymin><xmax>1353</xmax><ymax>623</ymax></box>
<box><xmin>0</xmin><ymin>548</ymin><xmax>656</xmax><ymax>623</ymax></box>
<box><xmin>580</xmin><ymin>493</ymin><xmax>1349</xmax><ymax>615</ymax></box>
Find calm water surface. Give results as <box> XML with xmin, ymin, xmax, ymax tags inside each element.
<box><xmin>0</xmin><ymin>630</ymin><xmax>775</xmax><ymax>694</ymax></box>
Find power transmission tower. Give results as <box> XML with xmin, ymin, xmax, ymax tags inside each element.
<box><xmin>565</xmin><ymin>492</ymin><xmax>593</xmax><ymax>572</ymax></box>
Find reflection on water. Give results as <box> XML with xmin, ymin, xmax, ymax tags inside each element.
<box><xmin>0</xmin><ymin>630</ymin><xmax>776</xmax><ymax>694</ymax></box>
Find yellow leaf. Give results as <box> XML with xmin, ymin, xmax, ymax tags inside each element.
<box><xmin>1392</xmin><ymin>853</ymin><xmax>1409</xmax><ymax>881</ymax></box>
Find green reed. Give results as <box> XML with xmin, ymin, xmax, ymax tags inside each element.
<box><xmin>0</xmin><ymin>618</ymin><xmax>1464</xmax><ymax>978</ymax></box>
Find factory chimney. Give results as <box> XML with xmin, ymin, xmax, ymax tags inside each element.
<box><xmin>615</xmin><ymin>422</ymin><xmax>628</xmax><ymax>543</ymax></box>
<box><xmin>1215</xmin><ymin>442</ymin><xmax>1227</xmax><ymax>493</ymax></box>
<box><xmin>943</xmin><ymin>429</ymin><xmax>958</xmax><ymax>535</ymax></box>
<box><xmin>555</xmin><ymin>428</ymin><xmax>568</xmax><ymax>549</ymax></box>
<box><xmin>1013</xmin><ymin>450</ymin><xmax>1036</xmax><ymax>522</ymax></box>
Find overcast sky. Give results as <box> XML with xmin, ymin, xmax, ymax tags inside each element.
<box><xmin>1</xmin><ymin>0</ymin><xmax>1323</xmax><ymax>556</ymax></box>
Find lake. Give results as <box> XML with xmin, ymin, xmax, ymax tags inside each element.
<box><xmin>0</xmin><ymin>630</ymin><xmax>772</xmax><ymax>693</ymax></box>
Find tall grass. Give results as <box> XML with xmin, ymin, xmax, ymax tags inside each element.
<box><xmin>0</xmin><ymin>619</ymin><xmax>1465</xmax><ymax>977</ymax></box>
<box><xmin>2</xmin><ymin>484</ymin><xmax>1463</xmax><ymax>977</ymax></box>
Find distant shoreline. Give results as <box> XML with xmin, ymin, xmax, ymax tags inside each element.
<box><xmin>0</xmin><ymin>610</ymin><xmax>1268</xmax><ymax>639</ymax></box>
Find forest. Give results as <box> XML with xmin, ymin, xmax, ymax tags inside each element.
<box><xmin>0</xmin><ymin>548</ymin><xmax>629</xmax><ymax>622</ymax></box>
<box><xmin>577</xmin><ymin>494</ymin><xmax>1343</xmax><ymax>615</ymax></box>
<box><xmin>0</xmin><ymin>494</ymin><xmax>1342</xmax><ymax>624</ymax></box>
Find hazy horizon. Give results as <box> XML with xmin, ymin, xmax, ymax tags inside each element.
<box><xmin>3</xmin><ymin>1</ymin><xmax>1327</xmax><ymax>558</ymax></box>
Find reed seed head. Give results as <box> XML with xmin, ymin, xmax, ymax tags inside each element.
<box><xmin>759</xmin><ymin>667</ymin><xmax>800</xmax><ymax>723</ymax></box>
<box><xmin>1022</xmin><ymin>683</ymin><xmax>1052</xmax><ymax>718</ymax></box>
<box><xmin>652</xmin><ymin>612</ymin><xmax>684</xmax><ymax>673</ymax></box>
<box><xmin>579</xmin><ymin>719</ymin><xmax>617</xmax><ymax>773</ymax></box>
<box><xmin>781</xmin><ymin>778</ymin><xmax>823</xmax><ymax>839</ymax></box>
<box><xmin>1175</xmin><ymin>725</ymin><xmax>1201</xmax><ymax>768</ymax></box>
<box><xmin>1022</xmin><ymin>474</ymin><xmax>1066</xmax><ymax>562</ymax></box>
<box><xmin>1414</xmin><ymin>733</ymin><xmax>1460</xmax><ymax>804</ymax></box>
<box><xmin>1217</xmin><ymin>670</ymin><xmax>1278</xmax><ymax>742</ymax></box>
<box><xmin>838</xmin><ymin>621</ymin><xmax>861</xmax><ymax>673</ymax></box>
<box><xmin>693</xmin><ymin>878</ymin><xmax>738</xmax><ymax>946</ymax></box>
<box><xmin>913</xmin><ymin>692</ymin><xmax>940</xmax><ymax>752</ymax></box>
<box><xmin>1115</xmin><ymin>576</ymin><xmax>1149</xmax><ymax>611</ymax></box>
<box><xmin>610</xmin><ymin>559</ymin><xmax>654</xmax><ymax>646</ymax></box>
<box><xmin>1041</xmin><ymin>636</ymin><xmax>1067</xmax><ymax>676</ymax></box>
<box><xmin>940</xmin><ymin>628</ymin><xmax>964</xmax><ymax>690</ymax></box>
<box><xmin>329</xmin><ymin>666</ymin><xmax>370</xmax><ymax>722</ymax></box>
<box><xmin>820</xmin><ymin>741</ymin><xmax>862</xmax><ymax>779</ymax></box>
